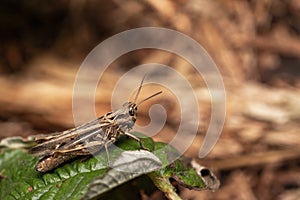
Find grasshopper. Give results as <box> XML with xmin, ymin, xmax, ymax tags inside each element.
<box><xmin>30</xmin><ymin>76</ymin><xmax>162</xmax><ymax>172</ymax></box>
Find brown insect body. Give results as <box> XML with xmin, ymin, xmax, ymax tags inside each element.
<box><xmin>30</xmin><ymin>77</ymin><xmax>162</xmax><ymax>172</ymax></box>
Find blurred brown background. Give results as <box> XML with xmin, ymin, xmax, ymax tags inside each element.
<box><xmin>1</xmin><ymin>0</ymin><xmax>300</xmax><ymax>199</ymax></box>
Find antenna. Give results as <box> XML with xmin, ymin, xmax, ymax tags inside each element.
<box><xmin>133</xmin><ymin>74</ymin><xmax>147</xmax><ymax>104</ymax></box>
<box><xmin>137</xmin><ymin>91</ymin><xmax>162</xmax><ymax>106</ymax></box>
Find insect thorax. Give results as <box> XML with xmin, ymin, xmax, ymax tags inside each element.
<box><xmin>101</xmin><ymin>102</ymin><xmax>137</xmax><ymax>137</ymax></box>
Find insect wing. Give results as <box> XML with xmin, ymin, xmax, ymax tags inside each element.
<box><xmin>30</xmin><ymin>118</ymin><xmax>109</xmax><ymax>156</ymax></box>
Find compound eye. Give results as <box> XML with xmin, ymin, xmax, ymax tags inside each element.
<box><xmin>129</xmin><ymin>108</ymin><xmax>135</xmax><ymax>116</ymax></box>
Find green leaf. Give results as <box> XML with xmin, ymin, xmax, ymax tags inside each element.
<box><xmin>0</xmin><ymin>132</ymin><xmax>219</xmax><ymax>200</ymax></box>
<box><xmin>0</xmin><ymin>149</ymin><xmax>104</xmax><ymax>200</ymax></box>
<box><xmin>0</xmin><ymin>133</ymin><xmax>161</xmax><ymax>200</ymax></box>
<box><xmin>148</xmin><ymin>158</ymin><xmax>220</xmax><ymax>199</ymax></box>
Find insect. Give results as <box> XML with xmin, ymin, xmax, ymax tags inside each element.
<box><xmin>30</xmin><ymin>76</ymin><xmax>162</xmax><ymax>172</ymax></box>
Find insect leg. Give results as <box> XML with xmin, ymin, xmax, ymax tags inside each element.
<box><xmin>124</xmin><ymin>132</ymin><xmax>140</xmax><ymax>142</ymax></box>
<box><xmin>104</xmin><ymin>138</ymin><xmax>116</xmax><ymax>167</ymax></box>
<box><xmin>124</xmin><ymin>132</ymin><xmax>150</xmax><ymax>151</ymax></box>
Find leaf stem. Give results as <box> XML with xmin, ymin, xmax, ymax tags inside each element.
<box><xmin>148</xmin><ymin>172</ymin><xmax>182</xmax><ymax>200</ymax></box>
